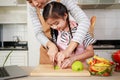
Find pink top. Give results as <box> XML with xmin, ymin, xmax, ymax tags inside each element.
<box><xmin>56</xmin><ymin>21</ymin><xmax>85</xmax><ymax>55</ymax></box>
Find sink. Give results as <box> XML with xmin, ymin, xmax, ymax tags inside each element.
<box><xmin>0</xmin><ymin>41</ymin><xmax>28</xmax><ymax>50</ymax></box>
<box><xmin>0</xmin><ymin>47</ymin><xmax>28</xmax><ymax>50</ymax></box>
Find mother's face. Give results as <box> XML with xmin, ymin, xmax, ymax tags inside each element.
<box><xmin>32</xmin><ymin>0</ymin><xmax>49</xmax><ymax>8</ymax></box>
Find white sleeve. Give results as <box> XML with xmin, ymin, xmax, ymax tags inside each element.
<box><xmin>83</xmin><ymin>33</ymin><xmax>96</xmax><ymax>48</ymax></box>
<box><xmin>61</xmin><ymin>0</ymin><xmax>90</xmax><ymax>44</ymax></box>
<box><xmin>28</xmin><ymin>3</ymin><xmax>49</xmax><ymax>47</ymax></box>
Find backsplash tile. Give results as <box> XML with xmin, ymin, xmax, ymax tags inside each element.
<box><xmin>84</xmin><ymin>9</ymin><xmax>120</xmax><ymax>40</ymax></box>
<box><xmin>2</xmin><ymin>24</ymin><xmax>27</xmax><ymax>41</ymax></box>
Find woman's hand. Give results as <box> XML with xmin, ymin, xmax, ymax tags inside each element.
<box><xmin>57</xmin><ymin>51</ymin><xmax>65</xmax><ymax>67</ymax></box>
<box><xmin>47</xmin><ymin>41</ymin><xmax>58</xmax><ymax>62</ymax></box>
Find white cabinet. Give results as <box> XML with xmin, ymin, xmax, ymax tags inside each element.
<box><xmin>0</xmin><ymin>0</ymin><xmax>17</xmax><ymax>6</ymax></box>
<box><xmin>78</xmin><ymin>0</ymin><xmax>116</xmax><ymax>4</ymax></box>
<box><xmin>78</xmin><ymin>0</ymin><xmax>99</xmax><ymax>4</ymax></box>
<box><xmin>0</xmin><ymin>50</ymin><xmax>28</xmax><ymax>66</ymax></box>
<box><xmin>78</xmin><ymin>0</ymin><xmax>119</xmax><ymax>9</ymax></box>
<box><xmin>0</xmin><ymin>0</ymin><xmax>27</xmax><ymax>24</ymax></box>
<box><xmin>0</xmin><ymin>6</ymin><xmax>27</xmax><ymax>24</ymax></box>
<box><xmin>0</xmin><ymin>0</ymin><xmax>26</xmax><ymax>6</ymax></box>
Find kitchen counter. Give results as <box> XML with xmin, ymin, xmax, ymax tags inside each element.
<box><xmin>11</xmin><ymin>66</ymin><xmax>120</xmax><ymax>80</ymax></box>
<box><xmin>0</xmin><ymin>47</ymin><xmax>28</xmax><ymax>50</ymax></box>
<box><xmin>0</xmin><ymin>41</ymin><xmax>28</xmax><ymax>50</ymax></box>
<box><xmin>93</xmin><ymin>40</ymin><xmax>120</xmax><ymax>50</ymax></box>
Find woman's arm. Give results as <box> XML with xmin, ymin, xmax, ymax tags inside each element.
<box><xmin>60</xmin><ymin>0</ymin><xmax>90</xmax><ymax>56</ymax></box>
<box><xmin>27</xmin><ymin>3</ymin><xmax>58</xmax><ymax>62</ymax></box>
<box><xmin>72</xmin><ymin>45</ymin><xmax>94</xmax><ymax>61</ymax></box>
<box><xmin>61</xmin><ymin>0</ymin><xmax>90</xmax><ymax>44</ymax></box>
<box><xmin>28</xmin><ymin>3</ymin><xmax>50</xmax><ymax>48</ymax></box>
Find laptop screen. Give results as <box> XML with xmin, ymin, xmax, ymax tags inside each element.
<box><xmin>0</xmin><ymin>65</ymin><xmax>28</xmax><ymax>80</ymax></box>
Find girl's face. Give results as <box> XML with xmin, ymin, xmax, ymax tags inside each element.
<box><xmin>32</xmin><ymin>0</ymin><xmax>49</xmax><ymax>8</ymax></box>
<box><xmin>46</xmin><ymin>14</ymin><xmax>68</xmax><ymax>31</ymax></box>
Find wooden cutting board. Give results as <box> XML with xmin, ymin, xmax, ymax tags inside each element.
<box><xmin>30</xmin><ymin>64</ymin><xmax>90</xmax><ymax>77</ymax></box>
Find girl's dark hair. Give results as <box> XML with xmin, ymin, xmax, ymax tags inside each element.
<box><xmin>43</xmin><ymin>1</ymin><xmax>72</xmax><ymax>43</ymax></box>
<box><xmin>43</xmin><ymin>1</ymin><xmax>68</xmax><ymax>21</ymax></box>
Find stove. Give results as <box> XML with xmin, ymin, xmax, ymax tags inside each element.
<box><xmin>93</xmin><ymin>40</ymin><xmax>120</xmax><ymax>49</ymax></box>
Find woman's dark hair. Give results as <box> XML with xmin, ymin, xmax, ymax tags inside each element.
<box><xmin>43</xmin><ymin>1</ymin><xmax>72</xmax><ymax>43</ymax></box>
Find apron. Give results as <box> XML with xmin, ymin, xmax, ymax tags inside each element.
<box><xmin>36</xmin><ymin>0</ymin><xmax>60</xmax><ymax>64</ymax></box>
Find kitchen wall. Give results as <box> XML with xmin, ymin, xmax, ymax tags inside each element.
<box><xmin>84</xmin><ymin>9</ymin><xmax>120</xmax><ymax>40</ymax></box>
<box><xmin>2</xmin><ymin>24</ymin><xmax>27</xmax><ymax>41</ymax></box>
<box><xmin>1</xmin><ymin>9</ymin><xmax>120</xmax><ymax>42</ymax></box>
<box><xmin>0</xmin><ymin>6</ymin><xmax>27</xmax><ymax>42</ymax></box>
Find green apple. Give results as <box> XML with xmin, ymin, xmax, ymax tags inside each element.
<box><xmin>54</xmin><ymin>65</ymin><xmax>60</xmax><ymax>70</ymax></box>
<box><xmin>72</xmin><ymin>61</ymin><xmax>84</xmax><ymax>71</ymax></box>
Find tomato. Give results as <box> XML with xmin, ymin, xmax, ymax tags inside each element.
<box><xmin>102</xmin><ymin>72</ymin><xmax>110</xmax><ymax>76</ymax></box>
<box><xmin>112</xmin><ymin>50</ymin><xmax>120</xmax><ymax>63</ymax></box>
<box><xmin>110</xmin><ymin>61</ymin><xmax>114</xmax><ymax>65</ymax></box>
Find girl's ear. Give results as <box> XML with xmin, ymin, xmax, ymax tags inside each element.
<box><xmin>63</xmin><ymin>13</ymin><xmax>68</xmax><ymax>20</ymax></box>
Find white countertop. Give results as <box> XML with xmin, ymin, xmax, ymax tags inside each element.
<box><xmin>11</xmin><ymin>67</ymin><xmax>120</xmax><ymax>80</ymax></box>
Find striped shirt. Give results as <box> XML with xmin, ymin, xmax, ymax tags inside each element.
<box><xmin>27</xmin><ymin>0</ymin><xmax>90</xmax><ymax>47</ymax></box>
<box><xmin>56</xmin><ymin>21</ymin><xmax>96</xmax><ymax>52</ymax></box>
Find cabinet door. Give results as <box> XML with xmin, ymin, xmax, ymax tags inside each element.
<box><xmin>0</xmin><ymin>0</ymin><xmax>17</xmax><ymax>6</ymax></box>
<box><xmin>78</xmin><ymin>0</ymin><xmax>116</xmax><ymax>4</ymax></box>
<box><xmin>10</xmin><ymin>51</ymin><xmax>28</xmax><ymax>66</ymax></box>
<box><xmin>78</xmin><ymin>0</ymin><xmax>99</xmax><ymax>4</ymax></box>
<box><xmin>99</xmin><ymin>0</ymin><xmax>115</xmax><ymax>4</ymax></box>
<box><xmin>0</xmin><ymin>7</ymin><xmax>27</xmax><ymax>24</ymax></box>
<box><xmin>0</xmin><ymin>51</ymin><xmax>11</xmax><ymax>66</ymax></box>
<box><xmin>0</xmin><ymin>51</ymin><xmax>28</xmax><ymax>66</ymax></box>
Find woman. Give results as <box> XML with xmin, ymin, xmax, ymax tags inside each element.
<box><xmin>27</xmin><ymin>0</ymin><xmax>90</xmax><ymax>63</ymax></box>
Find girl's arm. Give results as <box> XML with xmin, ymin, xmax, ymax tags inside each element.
<box><xmin>61</xmin><ymin>45</ymin><xmax>94</xmax><ymax>68</ymax></box>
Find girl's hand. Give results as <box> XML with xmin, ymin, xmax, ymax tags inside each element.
<box><xmin>57</xmin><ymin>50</ymin><xmax>72</xmax><ymax>68</ymax></box>
<box><xmin>47</xmin><ymin>41</ymin><xmax>58</xmax><ymax>62</ymax></box>
<box><xmin>61</xmin><ymin>57</ymin><xmax>74</xmax><ymax>69</ymax></box>
<box><xmin>61</xmin><ymin>55</ymin><xmax>77</xmax><ymax>69</ymax></box>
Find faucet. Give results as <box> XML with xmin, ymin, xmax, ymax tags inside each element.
<box><xmin>16</xmin><ymin>36</ymin><xmax>20</xmax><ymax>42</ymax></box>
<box><xmin>13</xmin><ymin>36</ymin><xmax>20</xmax><ymax>42</ymax></box>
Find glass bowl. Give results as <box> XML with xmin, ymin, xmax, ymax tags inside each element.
<box><xmin>88</xmin><ymin>65</ymin><xmax>115</xmax><ymax>76</ymax></box>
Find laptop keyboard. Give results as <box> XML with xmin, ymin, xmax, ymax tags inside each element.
<box><xmin>0</xmin><ymin>67</ymin><xmax>9</xmax><ymax>77</ymax></box>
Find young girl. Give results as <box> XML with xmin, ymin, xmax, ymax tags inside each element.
<box><xmin>43</xmin><ymin>2</ymin><xmax>96</xmax><ymax>68</ymax></box>
<box><xmin>27</xmin><ymin>0</ymin><xmax>90</xmax><ymax>63</ymax></box>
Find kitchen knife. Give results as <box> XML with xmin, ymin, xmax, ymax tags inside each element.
<box><xmin>53</xmin><ymin>60</ymin><xmax>57</xmax><ymax>69</ymax></box>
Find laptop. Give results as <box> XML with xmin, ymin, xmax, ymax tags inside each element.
<box><xmin>0</xmin><ymin>65</ymin><xmax>28</xmax><ymax>80</ymax></box>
